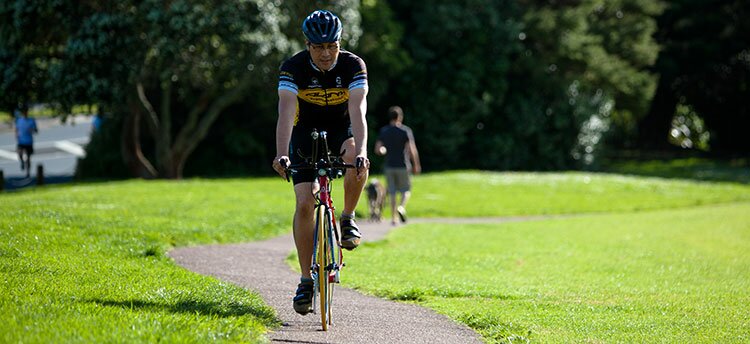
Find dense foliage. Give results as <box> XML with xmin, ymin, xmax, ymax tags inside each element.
<box><xmin>637</xmin><ymin>0</ymin><xmax>750</xmax><ymax>155</ymax></box>
<box><xmin>382</xmin><ymin>0</ymin><xmax>661</xmax><ymax>170</ymax></box>
<box><xmin>2</xmin><ymin>0</ymin><xmax>746</xmax><ymax>178</ymax></box>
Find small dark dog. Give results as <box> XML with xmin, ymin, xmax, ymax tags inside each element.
<box><xmin>366</xmin><ymin>179</ymin><xmax>386</xmax><ymax>222</ymax></box>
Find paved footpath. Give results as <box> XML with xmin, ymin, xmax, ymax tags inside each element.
<box><xmin>169</xmin><ymin>219</ymin><xmax>490</xmax><ymax>344</ymax></box>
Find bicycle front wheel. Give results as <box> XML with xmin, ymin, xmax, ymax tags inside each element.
<box><xmin>316</xmin><ymin>205</ymin><xmax>331</xmax><ymax>330</ymax></box>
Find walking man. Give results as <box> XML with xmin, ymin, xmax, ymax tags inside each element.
<box><xmin>374</xmin><ymin>106</ymin><xmax>421</xmax><ymax>225</ymax></box>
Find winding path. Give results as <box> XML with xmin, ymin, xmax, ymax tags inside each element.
<box><xmin>169</xmin><ymin>217</ymin><xmax>548</xmax><ymax>343</ymax></box>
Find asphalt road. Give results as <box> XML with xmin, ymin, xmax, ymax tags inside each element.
<box><xmin>1</xmin><ymin>115</ymin><xmax>92</xmax><ymax>189</ymax></box>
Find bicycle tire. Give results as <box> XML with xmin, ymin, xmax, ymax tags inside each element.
<box><xmin>316</xmin><ymin>205</ymin><xmax>330</xmax><ymax>330</ymax></box>
<box><xmin>325</xmin><ymin>208</ymin><xmax>338</xmax><ymax>327</ymax></box>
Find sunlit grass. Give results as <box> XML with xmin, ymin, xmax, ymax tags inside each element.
<box><xmin>397</xmin><ymin>170</ymin><xmax>750</xmax><ymax>218</ymax></box>
<box><xmin>344</xmin><ymin>203</ymin><xmax>750</xmax><ymax>343</ymax></box>
<box><xmin>2</xmin><ymin>170</ymin><xmax>749</xmax><ymax>342</ymax></box>
<box><xmin>1</xmin><ymin>178</ymin><xmax>293</xmax><ymax>343</ymax></box>
<box><xmin>604</xmin><ymin>157</ymin><xmax>750</xmax><ymax>183</ymax></box>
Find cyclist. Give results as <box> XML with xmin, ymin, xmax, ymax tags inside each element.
<box><xmin>271</xmin><ymin>9</ymin><xmax>370</xmax><ymax>315</ymax></box>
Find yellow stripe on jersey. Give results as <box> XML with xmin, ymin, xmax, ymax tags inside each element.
<box><xmin>298</xmin><ymin>88</ymin><xmax>349</xmax><ymax>106</ymax></box>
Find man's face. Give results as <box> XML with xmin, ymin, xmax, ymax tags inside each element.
<box><xmin>307</xmin><ymin>41</ymin><xmax>340</xmax><ymax>71</ymax></box>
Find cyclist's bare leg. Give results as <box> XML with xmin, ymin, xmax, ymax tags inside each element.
<box><xmin>340</xmin><ymin>138</ymin><xmax>367</xmax><ymax>215</ymax></box>
<box><xmin>293</xmin><ymin>182</ymin><xmax>318</xmax><ymax>278</ymax></box>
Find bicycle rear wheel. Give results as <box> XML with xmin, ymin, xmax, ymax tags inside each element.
<box><xmin>316</xmin><ymin>205</ymin><xmax>331</xmax><ymax>330</ymax></box>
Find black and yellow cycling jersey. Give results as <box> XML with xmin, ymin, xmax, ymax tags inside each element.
<box><xmin>278</xmin><ymin>50</ymin><xmax>368</xmax><ymax>129</ymax></box>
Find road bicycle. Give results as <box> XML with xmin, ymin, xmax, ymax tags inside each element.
<box><xmin>283</xmin><ymin>129</ymin><xmax>356</xmax><ymax>330</ymax></box>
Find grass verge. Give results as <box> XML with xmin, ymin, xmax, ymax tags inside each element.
<box><xmin>344</xmin><ymin>171</ymin><xmax>750</xmax><ymax>343</ymax></box>
<box><xmin>398</xmin><ymin>170</ymin><xmax>750</xmax><ymax>218</ymax></box>
<box><xmin>2</xmin><ymin>170</ymin><xmax>749</xmax><ymax>342</ymax></box>
<box><xmin>1</xmin><ymin>178</ymin><xmax>294</xmax><ymax>342</ymax></box>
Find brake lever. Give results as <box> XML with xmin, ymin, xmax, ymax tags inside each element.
<box><xmin>356</xmin><ymin>156</ymin><xmax>366</xmax><ymax>169</ymax></box>
<box><xmin>279</xmin><ymin>157</ymin><xmax>290</xmax><ymax>182</ymax></box>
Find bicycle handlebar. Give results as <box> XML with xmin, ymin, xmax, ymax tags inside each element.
<box><xmin>280</xmin><ymin>129</ymin><xmax>361</xmax><ymax>183</ymax></box>
<box><xmin>283</xmin><ymin>159</ymin><xmax>356</xmax><ymax>182</ymax></box>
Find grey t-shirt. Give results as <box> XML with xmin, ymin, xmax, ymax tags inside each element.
<box><xmin>378</xmin><ymin>124</ymin><xmax>414</xmax><ymax>168</ymax></box>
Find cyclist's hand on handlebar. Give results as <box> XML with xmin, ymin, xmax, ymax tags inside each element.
<box><xmin>355</xmin><ymin>155</ymin><xmax>370</xmax><ymax>181</ymax></box>
<box><xmin>272</xmin><ymin>156</ymin><xmax>290</xmax><ymax>180</ymax></box>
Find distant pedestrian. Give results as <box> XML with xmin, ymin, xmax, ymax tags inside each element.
<box><xmin>15</xmin><ymin>106</ymin><xmax>38</xmax><ymax>177</ymax></box>
<box><xmin>91</xmin><ymin>113</ymin><xmax>103</xmax><ymax>133</ymax></box>
<box><xmin>374</xmin><ymin>106</ymin><xmax>421</xmax><ymax>225</ymax></box>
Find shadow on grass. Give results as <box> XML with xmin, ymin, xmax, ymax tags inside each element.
<box><xmin>86</xmin><ymin>298</ymin><xmax>276</xmax><ymax>322</ymax></box>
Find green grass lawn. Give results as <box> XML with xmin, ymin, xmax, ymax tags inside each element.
<box><xmin>603</xmin><ymin>157</ymin><xmax>750</xmax><ymax>184</ymax></box>
<box><xmin>1</xmin><ymin>179</ymin><xmax>295</xmax><ymax>343</ymax></box>
<box><xmin>344</xmin><ymin>203</ymin><xmax>750</xmax><ymax>343</ymax></box>
<box><xmin>401</xmin><ymin>171</ymin><xmax>750</xmax><ymax>217</ymax></box>
<box><xmin>2</xmin><ymin>171</ymin><xmax>749</xmax><ymax>342</ymax></box>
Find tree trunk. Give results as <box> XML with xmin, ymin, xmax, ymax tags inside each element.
<box><xmin>121</xmin><ymin>104</ymin><xmax>158</xmax><ymax>179</ymax></box>
<box><xmin>135</xmin><ymin>72</ymin><xmax>254</xmax><ymax>179</ymax></box>
<box><xmin>159</xmin><ymin>150</ymin><xmax>188</xmax><ymax>179</ymax></box>
<box><xmin>636</xmin><ymin>74</ymin><xmax>677</xmax><ymax>151</ymax></box>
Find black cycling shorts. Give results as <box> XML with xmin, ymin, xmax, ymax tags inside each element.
<box><xmin>289</xmin><ymin>125</ymin><xmax>353</xmax><ymax>185</ymax></box>
<box><xmin>17</xmin><ymin>144</ymin><xmax>34</xmax><ymax>155</ymax></box>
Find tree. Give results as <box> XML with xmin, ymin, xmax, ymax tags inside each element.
<box><xmin>0</xmin><ymin>1</ymin><xmax>78</xmax><ymax>112</ymax></box>
<box><xmin>637</xmin><ymin>0</ymin><xmax>750</xmax><ymax>155</ymax></box>
<box><xmin>384</xmin><ymin>0</ymin><xmax>662</xmax><ymax>170</ymax></box>
<box><xmin>53</xmin><ymin>1</ymin><xmax>289</xmax><ymax>178</ymax></box>
<box><xmin>384</xmin><ymin>0</ymin><xmax>524</xmax><ymax>169</ymax></box>
<box><xmin>519</xmin><ymin>0</ymin><xmax>663</xmax><ymax>165</ymax></box>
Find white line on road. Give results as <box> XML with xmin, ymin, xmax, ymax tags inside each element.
<box><xmin>0</xmin><ymin>149</ymin><xmax>19</xmax><ymax>161</ymax></box>
<box><xmin>54</xmin><ymin>140</ymin><xmax>86</xmax><ymax>157</ymax></box>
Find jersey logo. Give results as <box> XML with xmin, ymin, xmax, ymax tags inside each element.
<box><xmin>298</xmin><ymin>88</ymin><xmax>349</xmax><ymax>106</ymax></box>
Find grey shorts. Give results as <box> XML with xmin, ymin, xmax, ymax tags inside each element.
<box><xmin>384</xmin><ymin>168</ymin><xmax>411</xmax><ymax>194</ymax></box>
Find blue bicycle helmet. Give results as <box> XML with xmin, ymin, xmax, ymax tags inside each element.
<box><xmin>302</xmin><ymin>10</ymin><xmax>342</xmax><ymax>44</ymax></box>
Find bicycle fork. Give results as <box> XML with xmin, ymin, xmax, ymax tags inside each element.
<box><xmin>311</xmin><ymin>204</ymin><xmax>343</xmax><ymax>285</ymax></box>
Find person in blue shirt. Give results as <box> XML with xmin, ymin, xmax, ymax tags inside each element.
<box><xmin>15</xmin><ymin>107</ymin><xmax>38</xmax><ymax>177</ymax></box>
<box><xmin>92</xmin><ymin>114</ymin><xmax>102</xmax><ymax>133</ymax></box>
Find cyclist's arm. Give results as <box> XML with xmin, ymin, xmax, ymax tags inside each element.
<box><xmin>273</xmin><ymin>89</ymin><xmax>297</xmax><ymax>177</ymax></box>
<box><xmin>348</xmin><ymin>87</ymin><xmax>368</xmax><ymax>157</ymax></box>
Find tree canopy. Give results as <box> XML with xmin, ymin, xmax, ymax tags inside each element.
<box><xmin>2</xmin><ymin>0</ymin><xmax>746</xmax><ymax>179</ymax></box>
<box><xmin>55</xmin><ymin>0</ymin><xmax>290</xmax><ymax>178</ymax></box>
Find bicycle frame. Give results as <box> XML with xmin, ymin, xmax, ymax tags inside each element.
<box><xmin>311</xmin><ymin>170</ymin><xmax>344</xmax><ymax>283</ymax></box>
<box><xmin>285</xmin><ymin>129</ymin><xmax>352</xmax><ymax>330</ymax></box>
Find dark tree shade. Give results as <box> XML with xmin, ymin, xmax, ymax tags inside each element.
<box><xmin>637</xmin><ymin>0</ymin><xmax>750</xmax><ymax>155</ymax></box>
